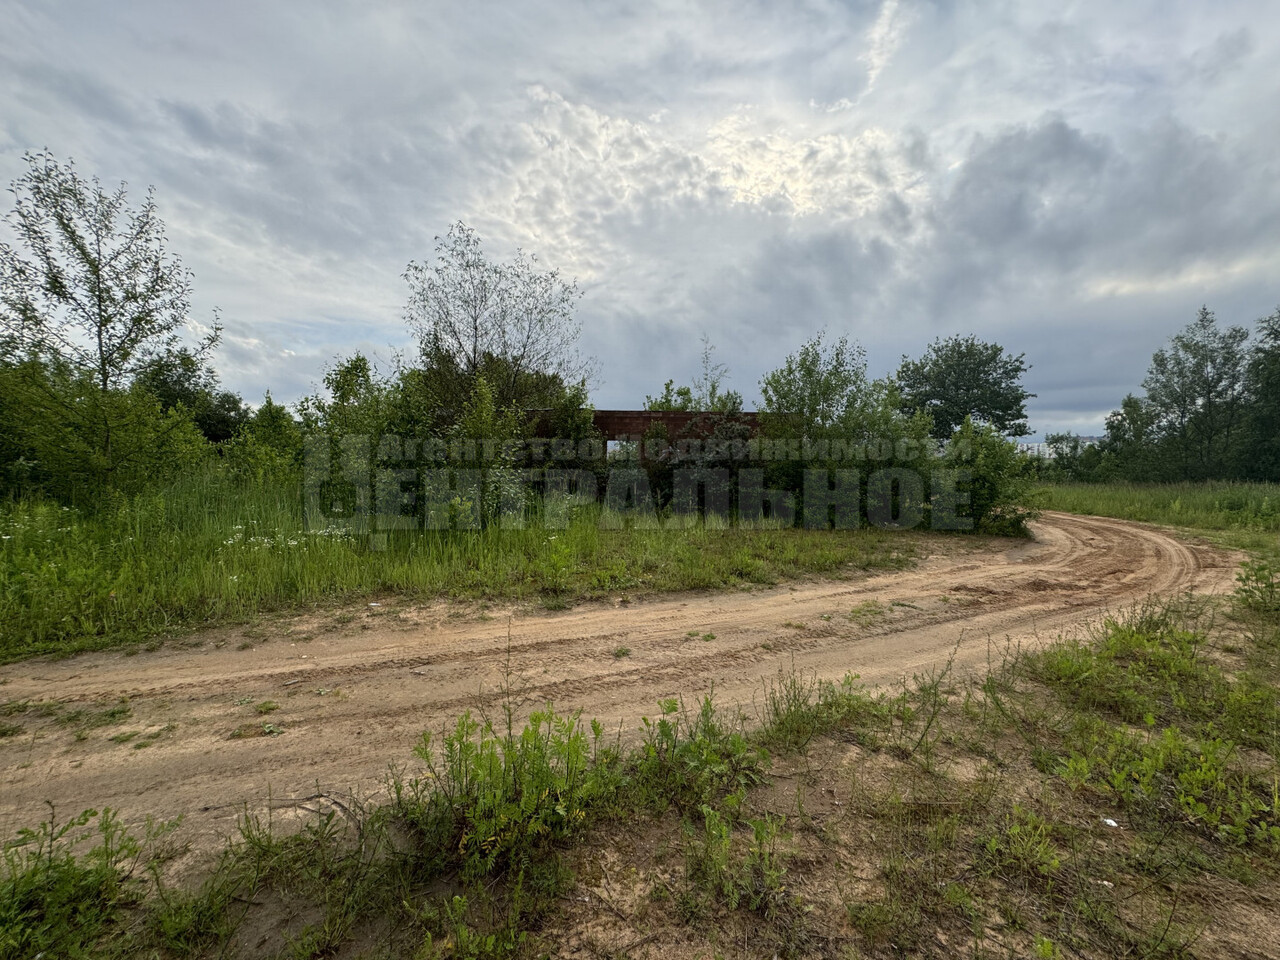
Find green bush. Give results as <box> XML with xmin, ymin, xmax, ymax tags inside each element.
<box><xmin>945</xmin><ymin>417</ymin><xmax>1041</xmax><ymax>535</ymax></box>
<box><xmin>399</xmin><ymin>705</ymin><xmax>615</xmax><ymax>881</ymax></box>
<box><xmin>1237</xmin><ymin>559</ymin><xmax>1280</xmax><ymax>612</ymax></box>
<box><xmin>634</xmin><ymin>695</ymin><xmax>766</xmax><ymax>812</ymax></box>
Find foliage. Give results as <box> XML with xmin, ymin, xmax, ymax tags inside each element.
<box><xmin>757</xmin><ymin>333</ymin><xmax>940</xmax><ymax>527</ymax></box>
<box><xmin>896</xmin><ymin>334</ymin><xmax>1034</xmax><ymax>439</ymax></box>
<box><xmin>1236</xmin><ymin>559</ymin><xmax>1280</xmax><ymax>613</ymax></box>
<box><xmin>0</xmin><ymin>475</ymin><xmax>908</xmax><ymax>661</ymax></box>
<box><xmin>0</xmin><ymin>361</ymin><xmax>208</xmax><ymax>500</ymax></box>
<box><xmin>759</xmin><ymin>330</ymin><xmax>868</xmax><ymax>436</ymax></box>
<box><xmin>756</xmin><ymin>669</ymin><xmax>887</xmax><ymax>753</ymax></box>
<box><xmin>683</xmin><ymin>806</ymin><xmax>789</xmax><ymax>916</ymax></box>
<box><xmin>0</xmin><ymin>150</ymin><xmax>217</xmax><ymax>392</ymax></box>
<box><xmin>0</xmin><ymin>807</ymin><xmax>162</xmax><ymax>960</ymax></box>
<box><xmin>400</xmin><ymin>705</ymin><xmax>614</xmax><ymax>880</ymax></box>
<box><xmin>1039</xmin><ymin>481</ymin><xmax>1280</xmax><ymax>560</ymax></box>
<box><xmin>403</xmin><ymin>221</ymin><xmax>594</xmax><ymax>411</ymax></box>
<box><xmin>1026</xmin><ymin>603</ymin><xmax>1280</xmax><ymax>848</ymax></box>
<box><xmin>1081</xmin><ymin>306</ymin><xmax>1280</xmax><ymax>483</ymax></box>
<box><xmin>134</xmin><ymin>347</ymin><xmax>248</xmax><ymax>444</ymax></box>
<box><xmin>0</xmin><ymin>151</ymin><xmax>218</xmax><ymax>497</ymax></box>
<box><xmin>646</xmin><ymin>336</ymin><xmax>743</xmax><ymax>413</ymax></box>
<box><xmin>634</xmin><ymin>695</ymin><xmax>766</xmax><ymax>812</ymax></box>
<box><xmin>223</xmin><ymin>392</ymin><xmax>304</xmax><ymax>483</ymax></box>
<box><xmin>944</xmin><ymin>417</ymin><xmax>1040</xmax><ymax>534</ymax></box>
<box><xmin>1140</xmin><ymin>306</ymin><xmax>1250</xmax><ymax>480</ymax></box>
<box><xmin>444</xmin><ymin>376</ymin><xmax>527</xmax><ymax>528</ymax></box>
<box><xmin>1241</xmin><ymin>306</ymin><xmax>1280</xmax><ymax>480</ymax></box>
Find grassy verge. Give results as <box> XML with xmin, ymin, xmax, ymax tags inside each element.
<box><xmin>7</xmin><ymin>561</ymin><xmax>1280</xmax><ymax>958</ymax></box>
<box><xmin>0</xmin><ymin>469</ymin><xmax>922</xmax><ymax>662</ymax></box>
<box><xmin>1041</xmin><ymin>481</ymin><xmax>1280</xmax><ymax>558</ymax></box>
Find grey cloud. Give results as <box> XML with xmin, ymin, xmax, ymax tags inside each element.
<box><xmin>2</xmin><ymin>0</ymin><xmax>1278</xmax><ymax>438</ymax></box>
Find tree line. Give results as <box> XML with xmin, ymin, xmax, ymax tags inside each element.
<box><xmin>0</xmin><ymin>151</ymin><xmax>1043</xmax><ymax>532</ymax></box>
<box><xmin>1042</xmin><ymin>306</ymin><xmax>1280</xmax><ymax>483</ymax></box>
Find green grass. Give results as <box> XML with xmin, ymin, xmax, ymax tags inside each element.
<box><xmin>0</xmin><ymin>468</ymin><xmax>916</xmax><ymax>662</ymax></box>
<box><xmin>1042</xmin><ymin>480</ymin><xmax>1280</xmax><ymax>556</ymax></box>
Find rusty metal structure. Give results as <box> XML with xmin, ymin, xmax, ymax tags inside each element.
<box><xmin>588</xmin><ymin>409</ymin><xmax>759</xmax><ymax>443</ymax></box>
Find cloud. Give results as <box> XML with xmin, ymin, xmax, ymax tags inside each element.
<box><xmin>860</xmin><ymin>0</ymin><xmax>911</xmax><ymax>97</ymax></box>
<box><xmin>1</xmin><ymin>0</ymin><xmax>1278</xmax><ymax>436</ymax></box>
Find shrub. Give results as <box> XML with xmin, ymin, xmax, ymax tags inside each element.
<box><xmin>945</xmin><ymin>417</ymin><xmax>1041</xmax><ymax>534</ymax></box>
<box><xmin>634</xmin><ymin>695</ymin><xmax>766</xmax><ymax>812</ymax></box>
<box><xmin>1236</xmin><ymin>559</ymin><xmax>1280</xmax><ymax>613</ymax></box>
<box><xmin>398</xmin><ymin>705</ymin><xmax>615</xmax><ymax>881</ymax></box>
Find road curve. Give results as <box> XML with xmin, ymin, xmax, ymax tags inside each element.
<box><xmin>0</xmin><ymin>512</ymin><xmax>1242</xmax><ymax>849</ymax></box>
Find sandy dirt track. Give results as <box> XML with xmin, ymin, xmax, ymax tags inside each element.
<box><xmin>0</xmin><ymin>512</ymin><xmax>1243</xmax><ymax>848</ymax></box>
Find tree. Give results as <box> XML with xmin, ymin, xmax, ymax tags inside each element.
<box><xmin>760</xmin><ymin>331</ymin><xmax>868</xmax><ymax>435</ymax></box>
<box><xmin>1096</xmin><ymin>394</ymin><xmax>1162</xmax><ymax>481</ymax></box>
<box><xmin>944</xmin><ymin>418</ymin><xmax>1039</xmax><ymax>535</ymax></box>
<box><xmin>896</xmin><ymin>335</ymin><xmax>1033</xmax><ymax>439</ymax></box>
<box><xmin>645</xmin><ymin>336</ymin><xmax>743</xmax><ymax>412</ymax></box>
<box><xmin>297</xmin><ymin>352</ymin><xmax>393</xmax><ymax>440</ymax></box>
<box><xmin>0</xmin><ymin>151</ymin><xmax>218</xmax><ymax>490</ymax></box>
<box><xmin>403</xmin><ymin>222</ymin><xmax>594</xmax><ymax>412</ymax></box>
<box><xmin>226</xmin><ymin>393</ymin><xmax>304</xmax><ymax>483</ymax></box>
<box><xmin>134</xmin><ymin>347</ymin><xmax>248</xmax><ymax>443</ymax></box>
<box><xmin>1140</xmin><ymin>306</ymin><xmax>1249</xmax><ymax>479</ymax></box>
<box><xmin>1241</xmin><ymin>307</ymin><xmax>1280</xmax><ymax>480</ymax></box>
<box><xmin>0</xmin><ymin>150</ymin><xmax>218</xmax><ymax>392</ymax></box>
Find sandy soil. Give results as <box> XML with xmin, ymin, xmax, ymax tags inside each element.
<box><xmin>0</xmin><ymin>512</ymin><xmax>1242</xmax><ymax>850</ymax></box>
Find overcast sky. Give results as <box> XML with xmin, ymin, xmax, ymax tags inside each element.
<box><xmin>3</xmin><ymin>0</ymin><xmax>1278</xmax><ymax>437</ymax></box>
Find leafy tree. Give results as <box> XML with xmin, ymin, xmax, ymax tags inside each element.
<box><xmin>134</xmin><ymin>347</ymin><xmax>248</xmax><ymax>443</ymax></box>
<box><xmin>896</xmin><ymin>335</ymin><xmax>1033</xmax><ymax>439</ymax></box>
<box><xmin>298</xmin><ymin>353</ymin><xmax>393</xmax><ymax>440</ymax></box>
<box><xmin>226</xmin><ymin>393</ymin><xmax>303</xmax><ymax>483</ymax></box>
<box><xmin>645</xmin><ymin>337</ymin><xmax>743</xmax><ymax>413</ymax></box>
<box><xmin>0</xmin><ymin>151</ymin><xmax>218</xmax><ymax>492</ymax></box>
<box><xmin>1094</xmin><ymin>394</ymin><xmax>1161</xmax><ymax>481</ymax></box>
<box><xmin>0</xmin><ymin>351</ymin><xmax>50</xmax><ymax>493</ymax></box>
<box><xmin>757</xmin><ymin>333</ymin><xmax>938</xmax><ymax>525</ymax></box>
<box><xmin>760</xmin><ymin>331</ymin><xmax>867</xmax><ymax>435</ymax></box>
<box><xmin>1140</xmin><ymin>306</ymin><xmax>1249</xmax><ymax>479</ymax></box>
<box><xmin>1240</xmin><ymin>307</ymin><xmax>1280</xmax><ymax>480</ymax></box>
<box><xmin>394</xmin><ymin>349</ymin><xmax>586</xmax><ymax>439</ymax></box>
<box><xmin>1040</xmin><ymin>431</ymin><xmax>1105</xmax><ymax>482</ymax></box>
<box><xmin>7</xmin><ymin>360</ymin><xmax>206</xmax><ymax>498</ymax></box>
<box><xmin>403</xmin><ymin>222</ymin><xmax>594</xmax><ymax>412</ymax></box>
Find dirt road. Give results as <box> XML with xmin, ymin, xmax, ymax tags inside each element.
<box><xmin>0</xmin><ymin>512</ymin><xmax>1242</xmax><ymax>848</ymax></box>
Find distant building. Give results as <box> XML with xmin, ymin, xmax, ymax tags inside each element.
<box><xmin>1018</xmin><ymin>436</ymin><xmax>1103</xmax><ymax>457</ymax></box>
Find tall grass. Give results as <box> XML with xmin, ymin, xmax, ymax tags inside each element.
<box><xmin>0</xmin><ymin>468</ymin><xmax>912</xmax><ymax>661</ymax></box>
<box><xmin>1042</xmin><ymin>481</ymin><xmax>1280</xmax><ymax>556</ymax></box>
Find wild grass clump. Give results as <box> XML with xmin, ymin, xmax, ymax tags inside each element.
<box><xmin>632</xmin><ymin>695</ymin><xmax>766</xmax><ymax>813</ymax></box>
<box><xmin>0</xmin><ymin>807</ymin><xmax>173</xmax><ymax>960</ymax></box>
<box><xmin>393</xmin><ymin>705</ymin><xmax>618</xmax><ymax>881</ymax></box>
<box><xmin>756</xmin><ymin>668</ymin><xmax>887</xmax><ymax>753</ymax></box>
